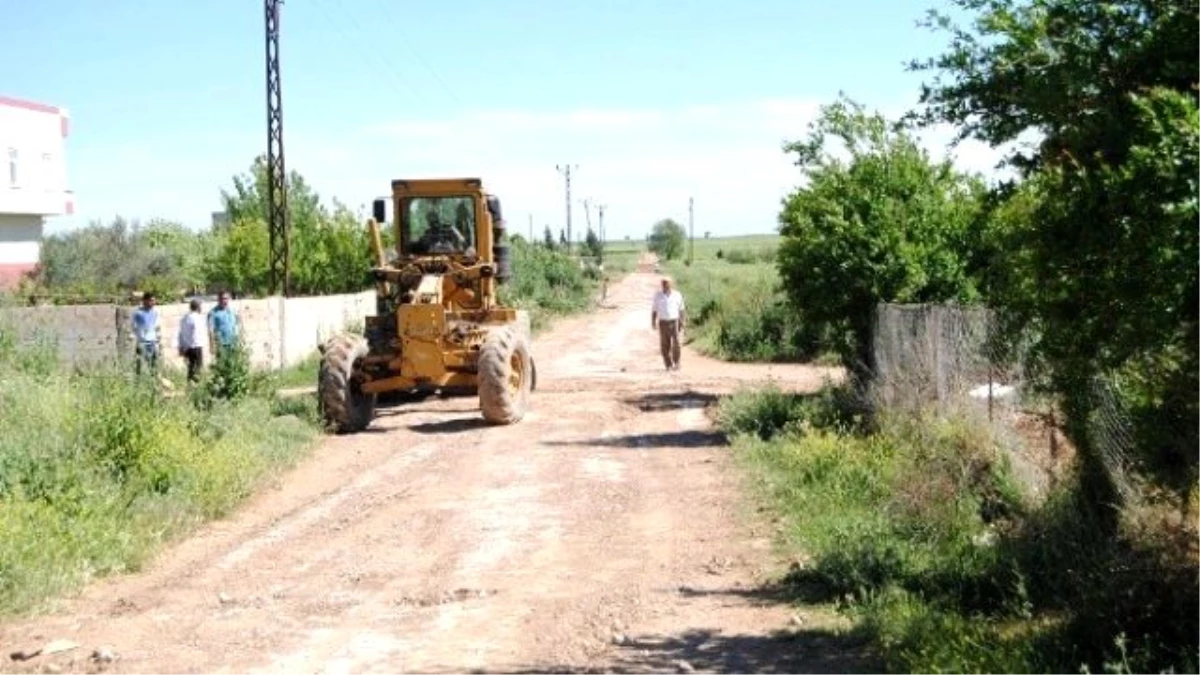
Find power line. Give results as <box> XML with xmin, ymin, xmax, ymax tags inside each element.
<box><xmin>365</xmin><ymin>0</ymin><xmax>463</xmax><ymax>110</ymax></box>
<box><xmin>310</xmin><ymin>0</ymin><xmax>424</xmax><ymax>105</ymax></box>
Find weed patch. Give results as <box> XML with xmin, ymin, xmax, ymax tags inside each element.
<box><xmin>722</xmin><ymin>384</ymin><xmax>1198</xmax><ymax>673</ymax></box>
<box><xmin>0</xmin><ymin>328</ymin><xmax>318</xmax><ymax>617</ymax></box>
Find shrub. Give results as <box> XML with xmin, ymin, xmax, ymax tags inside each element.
<box><xmin>0</xmin><ymin>327</ymin><xmax>318</xmax><ymax>616</ymax></box>
<box><xmin>498</xmin><ymin>237</ymin><xmax>596</xmax><ymax>331</ymax></box>
<box><xmin>724</xmin><ymin>384</ymin><xmax>1198</xmax><ymax>673</ymax></box>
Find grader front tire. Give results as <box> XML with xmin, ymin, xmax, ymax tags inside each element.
<box><xmin>318</xmin><ymin>335</ymin><xmax>376</xmax><ymax>433</ymax></box>
<box><xmin>478</xmin><ymin>326</ymin><xmax>533</xmax><ymax>425</ymax></box>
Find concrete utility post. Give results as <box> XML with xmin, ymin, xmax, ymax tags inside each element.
<box><xmin>556</xmin><ymin>164</ymin><xmax>577</xmax><ymax>253</ymax></box>
<box><xmin>688</xmin><ymin>197</ymin><xmax>695</xmax><ymax>264</ymax></box>
<box><xmin>596</xmin><ymin>203</ymin><xmax>607</xmax><ymax>265</ymax></box>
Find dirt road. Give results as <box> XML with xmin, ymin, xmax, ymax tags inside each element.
<box><xmin>1</xmin><ymin>263</ymin><xmax>861</xmax><ymax>674</ymax></box>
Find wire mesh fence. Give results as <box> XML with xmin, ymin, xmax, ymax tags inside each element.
<box><xmin>871</xmin><ymin>303</ymin><xmax>1027</xmax><ymax>418</ymax></box>
<box><xmin>869</xmin><ymin>303</ymin><xmax>1066</xmax><ymax>499</ymax></box>
<box><xmin>870</xmin><ymin>302</ymin><xmax>1189</xmax><ymax>516</ymax></box>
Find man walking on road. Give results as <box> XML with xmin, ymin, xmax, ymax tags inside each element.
<box><xmin>651</xmin><ymin>277</ymin><xmax>686</xmax><ymax>371</ymax></box>
<box><xmin>178</xmin><ymin>298</ymin><xmax>205</xmax><ymax>383</ymax></box>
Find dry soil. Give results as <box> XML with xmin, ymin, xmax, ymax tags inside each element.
<box><xmin>1</xmin><ymin>257</ymin><xmax>874</xmax><ymax>674</ymax></box>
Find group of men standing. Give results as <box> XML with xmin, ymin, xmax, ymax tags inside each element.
<box><xmin>131</xmin><ymin>278</ymin><xmax>684</xmax><ymax>380</ymax></box>
<box><xmin>130</xmin><ymin>291</ymin><xmax>240</xmax><ymax>381</ymax></box>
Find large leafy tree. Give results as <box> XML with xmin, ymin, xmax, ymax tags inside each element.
<box><xmin>647</xmin><ymin>219</ymin><xmax>686</xmax><ymax>261</ymax></box>
<box><xmin>776</xmin><ymin>95</ymin><xmax>987</xmax><ymax>379</ymax></box>
<box><xmin>910</xmin><ymin>0</ymin><xmax>1199</xmax><ymax>507</ymax></box>
<box><xmin>207</xmin><ymin>157</ymin><xmax>374</xmax><ymax>296</ymax></box>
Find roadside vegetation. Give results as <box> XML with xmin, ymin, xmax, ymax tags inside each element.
<box><xmin>719</xmin><ymin>386</ymin><xmax>1196</xmax><ymax>673</ymax></box>
<box><xmin>670</xmin><ymin>0</ymin><xmax>1197</xmax><ymax>671</ymax></box>
<box><xmin>0</xmin><ymin>329</ymin><xmax>322</xmax><ymax>617</ymax></box>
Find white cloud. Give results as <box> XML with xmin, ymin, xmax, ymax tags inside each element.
<box><xmin>262</xmin><ymin>98</ymin><xmax>1017</xmax><ymax>242</ymax></box>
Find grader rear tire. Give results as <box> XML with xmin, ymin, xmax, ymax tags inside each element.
<box><xmin>318</xmin><ymin>335</ymin><xmax>376</xmax><ymax>433</ymax></box>
<box><xmin>478</xmin><ymin>325</ymin><xmax>533</xmax><ymax>425</ymax></box>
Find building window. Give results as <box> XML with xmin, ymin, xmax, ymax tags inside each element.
<box><xmin>7</xmin><ymin>148</ymin><xmax>17</xmax><ymax>188</ymax></box>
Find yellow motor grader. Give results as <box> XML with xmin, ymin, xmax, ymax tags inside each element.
<box><xmin>317</xmin><ymin>178</ymin><xmax>535</xmax><ymax>433</ymax></box>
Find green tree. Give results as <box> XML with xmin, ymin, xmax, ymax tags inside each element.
<box><xmin>209</xmin><ymin>157</ymin><xmax>373</xmax><ymax>296</ymax></box>
<box><xmin>776</xmin><ymin>95</ymin><xmax>987</xmax><ymax>380</ymax></box>
<box><xmin>543</xmin><ymin>225</ymin><xmax>557</xmax><ymax>250</ymax></box>
<box><xmin>583</xmin><ymin>227</ymin><xmax>603</xmax><ymax>259</ymax></box>
<box><xmin>33</xmin><ymin>217</ymin><xmax>208</xmax><ymax>299</ymax></box>
<box><xmin>910</xmin><ymin>0</ymin><xmax>1199</xmax><ymax>510</ymax></box>
<box><xmin>203</xmin><ymin>216</ymin><xmax>269</xmax><ymax>295</ymax></box>
<box><xmin>647</xmin><ymin>219</ymin><xmax>686</xmax><ymax>260</ymax></box>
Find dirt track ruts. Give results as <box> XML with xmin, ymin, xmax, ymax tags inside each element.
<box><xmin>0</xmin><ymin>258</ymin><xmax>870</xmax><ymax>674</ymax></box>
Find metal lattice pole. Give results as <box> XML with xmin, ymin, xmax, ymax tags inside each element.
<box><xmin>265</xmin><ymin>0</ymin><xmax>290</xmax><ymax>297</ymax></box>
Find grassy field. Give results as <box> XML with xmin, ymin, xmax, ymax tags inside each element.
<box><xmin>629</xmin><ymin>233</ymin><xmax>835</xmax><ymax>364</ymax></box>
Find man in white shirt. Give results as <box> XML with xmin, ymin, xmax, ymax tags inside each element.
<box><xmin>651</xmin><ymin>277</ymin><xmax>686</xmax><ymax>371</ymax></box>
<box><xmin>177</xmin><ymin>298</ymin><xmax>205</xmax><ymax>382</ymax></box>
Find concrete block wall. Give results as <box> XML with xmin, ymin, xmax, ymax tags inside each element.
<box><xmin>0</xmin><ymin>304</ymin><xmax>121</xmax><ymax>363</ymax></box>
<box><xmin>280</xmin><ymin>291</ymin><xmax>374</xmax><ymax>367</ymax></box>
<box><xmin>2</xmin><ymin>290</ymin><xmax>377</xmax><ymax>371</ymax></box>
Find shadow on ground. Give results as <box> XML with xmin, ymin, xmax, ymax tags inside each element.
<box><xmin>543</xmin><ymin>430</ymin><xmax>727</xmax><ymax>449</ymax></box>
<box><xmin>621</xmin><ymin>390</ymin><xmax>719</xmax><ymax>412</ymax></box>
<box><xmin>465</xmin><ymin>626</ymin><xmax>878</xmax><ymax>674</ymax></box>
<box><xmin>674</xmin><ymin>566</ymin><xmax>843</xmax><ymax>606</ymax></box>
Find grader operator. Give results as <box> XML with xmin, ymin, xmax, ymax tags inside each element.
<box><xmin>317</xmin><ymin>178</ymin><xmax>536</xmax><ymax>433</ymax></box>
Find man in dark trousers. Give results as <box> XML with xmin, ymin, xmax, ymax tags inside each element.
<box><xmin>650</xmin><ymin>277</ymin><xmax>686</xmax><ymax>371</ymax></box>
<box><xmin>177</xmin><ymin>298</ymin><xmax>205</xmax><ymax>382</ymax></box>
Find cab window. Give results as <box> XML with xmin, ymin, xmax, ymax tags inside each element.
<box><xmin>399</xmin><ymin>196</ymin><xmax>477</xmax><ymax>255</ymax></box>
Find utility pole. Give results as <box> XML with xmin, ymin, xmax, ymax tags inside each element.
<box><xmin>528</xmin><ymin>213</ymin><xmax>533</xmax><ymax>243</ymax></box>
<box><xmin>596</xmin><ymin>203</ymin><xmax>607</xmax><ymax>265</ymax></box>
<box><xmin>556</xmin><ymin>164</ymin><xmax>577</xmax><ymax>253</ymax></box>
<box><xmin>264</xmin><ymin>0</ymin><xmax>290</xmax><ymax>297</ymax></box>
<box><xmin>688</xmin><ymin>196</ymin><xmax>695</xmax><ymax>265</ymax></box>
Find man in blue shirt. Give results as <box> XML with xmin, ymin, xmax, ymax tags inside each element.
<box><xmin>131</xmin><ymin>291</ymin><xmax>160</xmax><ymax>375</ymax></box>
<box><xmin>208</xmin><ymin>291</ymin><xmax>240</xmax><ymax>356</ymax></box>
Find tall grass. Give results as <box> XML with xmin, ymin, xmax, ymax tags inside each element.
<box><xmin>0</xmin><ymin>328</ymin><xmax>319</xmax><ymax>617</ymax></box>
<box><xmin>720</xmin><ymin>385</ymin><xmax>1198</xmax><ymax>673</ymax></box>
<box><xmin>501</xmin><ymin>237</ymin><xmax>601</xmax><ymax>332</ymax></box>
<box><xmin>664</xmin><ymin>247</ymin><xmax>832</xmax><ymax>363</ymax></box>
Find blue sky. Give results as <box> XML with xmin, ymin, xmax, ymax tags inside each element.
<box><xmin>2</xmin><ymin>0</ymin><xmax>1004</xmax><ymax>240</ymax></box>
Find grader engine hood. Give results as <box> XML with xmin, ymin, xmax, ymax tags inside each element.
<box><xmin>410</xmin><ymin>273</ymin><xmax>443</xmax><ymax>305</ymax></box>
<box><xmin>398</xmin><ymin>303</ymin><xmax>447</xmax><ymax>379</ymax></box>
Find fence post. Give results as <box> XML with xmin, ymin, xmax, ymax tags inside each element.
<box><xmin>986</xmin><ymin>311</ymin><xmax>995</xmax><ymax>423</ymax></box>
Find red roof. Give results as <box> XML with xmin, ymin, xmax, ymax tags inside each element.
<box><xmin>0</xmin><ymin>95</ymin><xmax>61</xmax><ymax>115</ymax></box>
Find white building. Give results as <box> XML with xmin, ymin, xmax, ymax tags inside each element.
<box><xmin>0</xmin><ymin>95</ymin><xmax>73</xmax><ymax>288</ymax></box>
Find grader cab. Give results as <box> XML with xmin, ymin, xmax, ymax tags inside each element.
<box><xmin>317</xmin><ymin>178</ymin><xmax>535</xmax><ymax>433</ymax></box>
